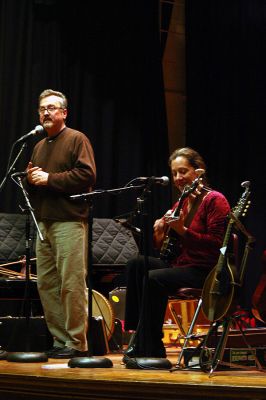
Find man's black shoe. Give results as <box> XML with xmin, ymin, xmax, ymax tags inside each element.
<box><xmin>45</xmin><ymin>346</ymin><xmax>64</xmax><ymax>357</ymax></box>
<box><xmin>50</xmin><ymin>346</ymin><xmax>89</xmax><ymax>359</ymax></box>
<box><xmin>122</xmin><ymin>342</ymin><xmax>167</xmax><ymax>364</ymax></box>
<box><xmin>122</xmin><ymin>343</ymin><xmax>139</xmax><ymax>363</ymax></box>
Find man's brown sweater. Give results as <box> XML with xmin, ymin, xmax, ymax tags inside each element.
<box><xmin>27</xmin><ymin>127</ymin><xmax>96</xmax><ymax>221</ymax></box>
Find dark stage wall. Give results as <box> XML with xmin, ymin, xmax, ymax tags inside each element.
<box><xmin>185</xmin><ymin>0</ymin><xmax>266</xmax><ymax>307</ymax></box>
<box><xmin>0</xmin><ymin>0</ymin><xmax>170</xmax><ymax>223</ymax></box>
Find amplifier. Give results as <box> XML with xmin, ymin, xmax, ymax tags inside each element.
<box><xmin>109</xmin><ymin>287</ymin><xmax>126</xmax><ymax>321</ymax></box>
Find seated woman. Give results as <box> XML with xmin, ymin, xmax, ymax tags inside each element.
<box><xmin>123</xmin><ymin>147</ymin><xmax>230</xmax><ymax>361</ymax></box>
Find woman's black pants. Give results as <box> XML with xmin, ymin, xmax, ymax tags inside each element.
<box><xmin>124</xmin><ymin>255</ymin><xmax>208</xmax><ymax>357</ymax></box>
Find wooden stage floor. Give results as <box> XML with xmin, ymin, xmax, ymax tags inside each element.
<box><xmin>1</xmin><ymin>349</ymin><xmax>266</xmax><ymax>400</ymax></box>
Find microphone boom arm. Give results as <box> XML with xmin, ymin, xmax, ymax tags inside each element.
<box><xmin>0</xmin><ymin>125</ymin><xmax>44</xmax><ymax>193</ymax></box>
<box><xmin>70</xmin><ymin>184</ymin><xmax>146</xmax><ymax>200</ymax></box>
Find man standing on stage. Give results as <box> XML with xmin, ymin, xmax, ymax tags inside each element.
<box><xmin>25</xmin><ymin>89</ymin><xmax>96</xmax><ymax>358</ymax></box>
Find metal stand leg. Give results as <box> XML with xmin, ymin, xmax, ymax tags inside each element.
<box><xmin>171</xmin><ymin>298</ymin><xmax>203</xmax><ymax>371</ymax></box>
<box><xmin>208</xmin><ymin>319</ymin><xmax>232</xmax><ymax>376</ymax></box>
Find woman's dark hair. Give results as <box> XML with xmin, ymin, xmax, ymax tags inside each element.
<box><xmin>169</xmin><ymin>147</ymin><xmax>206</xmax><ymax>171</ymax></box>
<box><xmin>169</xmin><ymin>147</ymin><xmax>209</xmax><ymax>186</ymax></box>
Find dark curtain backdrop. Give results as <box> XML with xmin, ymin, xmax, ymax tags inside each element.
<box><xmin>0</xmin><ymin>0</ymin><xmax>265</xmax><ymax>309</ymax></box>
<box><xmin>185</xmin><ymin>0</ymin><xmax>266</xmax><ymax>309</ymax></box>
<box><xmin>0</xmin><ymin>0</ymin><xmax>170</xmax><ymax>239</ymax></box>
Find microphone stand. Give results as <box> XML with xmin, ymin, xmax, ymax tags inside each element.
<box><xmin>68</xmin><ymin>192</ymin><xmax>113</xmax><ymax>368</ymax></box>
<box><xmin>68</xmin><ymin>184</ymin><xmax>145</xmax><ymax>368</ymax></box>
<box><xmin>6</xmin><ymin>176</ymin><xmax>47</xmax><ymax>363</ymax></box>
<box><xmin>125</xmin><ymin>178</ymin><xmax>172</xmax><ymax>370</ymax></box>
<box><xmin>0</xmin><ymin>142</ymin><xmax>27</xmax><ymax>193</ymax></box>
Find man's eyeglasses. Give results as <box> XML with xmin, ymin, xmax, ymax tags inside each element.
<box><xmin>38</xmin><ymin>105</ymin><xmax>64</xmax><ymax>115</ymax></box>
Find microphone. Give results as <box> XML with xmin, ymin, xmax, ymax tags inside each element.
<box><xmin>114</xmin><ymin>218</ymin><xmax>141</xmax><ymax>235</ymax></box>
<box><xmin>137</xmin><ymin>176</ymin><xmax>169</xmax><ymax>186</ymax></box>
<box><xmin>15</xmin><ymin>125</ymin><xmax>44</xmax><ymax>143</ymax></box>
<box><xmin>11</xmin><ymin>171</ymin><xmax>27</xmax><ymax>178</ymax></box>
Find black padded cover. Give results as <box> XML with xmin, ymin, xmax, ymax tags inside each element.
<box><xmin>0</xmin><ymin>213</ymin><xmax>139</xmax><ymax>265</ymax></box>
<box><xmin>0</xmin><ymin>213</ymin><xmax>36</xmax><ymax>262</ymax></box>
<box><xmin>92</xmin><ymin>218</ymin><xmax>138</xmax><ymax>265</ymax></box>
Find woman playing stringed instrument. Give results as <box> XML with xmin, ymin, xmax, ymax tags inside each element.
<box><xmin>123</xmin><ymin>147</ymin><xmax>230</xmax><ymax>362</ymax></box>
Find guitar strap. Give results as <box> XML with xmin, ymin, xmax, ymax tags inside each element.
<box><xmin>184</xmin><ymin>189</ymin><xmax>211</xmax><ymax>228</ymax></box>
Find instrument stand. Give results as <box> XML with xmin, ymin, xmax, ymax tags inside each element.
<box><xmin>199</xmin><ymin>213</ymin><xmax>260</xmax><ymax>376</ymax></box>
<box><xmin>200</xmin><ymin>228</ymin><xmax>259</xmax><ymax>377</ymax></box>
<box><xmin>175</xmin><ymin>205</ymin><xmax>259</xmax><ymax>375</ymax></box>
<box><xmin>199</xmin><ymin>313</ymin><xmax>265</xmax><ymax>376</ymax></box>
<box><xmin>7</xmin><ymin>176</ymin><xmax>47</xmax><ymax>363</ymax></box>
<box><xmin>196</xmin><ymin>185</ymin><xmax>259</xmax><ymax>376</ymax></box>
